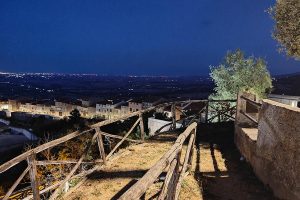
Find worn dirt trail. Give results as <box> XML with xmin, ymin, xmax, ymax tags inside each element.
<box><xmin>199</xmin><ymin>142</ymin><xmax>276</xmax><ymax>200</ymax></box>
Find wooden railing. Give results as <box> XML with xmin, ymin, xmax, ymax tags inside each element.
<box><xmin>0</xmin><ymin>99</ymin><xmax>237</xmax><ymax>200</ymax></box>
<box><xmin>119</xmin><ymin>122</ymin><xmax>197</xmax><ymax>200</ymax></box>
<box><xmin>240</xmin><ymin>95</ymin><xmax>262</xmax><ymax>125</ymax></box>
<box><xmin>0</xmin><ymin>103</ymin><xmax>171</xmax><ymax>200</ymax></box>
<box><xmin>204</xmin><ymin>100</ymin><xmax>236</xmax><ymax>123</ymax></box>
<box><xmin>168</xmin><ymin>99</ymin><xmax>236</xmax><ymax>124</ymax></box>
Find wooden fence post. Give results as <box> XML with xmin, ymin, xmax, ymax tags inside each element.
<box><xmin>49</xmin><ymin>132</ymin><xmax>99</xmax><ymax>200</ymax></box>
<box><xmin>106</xmin><ymin>118</ymin><xmax>141</xmax><ymax>159</ymax></box>
<box><xmin>166</xmin><ymin>152</ymin><xmax>181</xmax><ymax>200</ymax></box>
<box><xmin>158</xmin><ymin>158</ymin><xmax>178</xmax><ymax>200</ymax></box>
<box><xmin>171</xmin><ymin>103</ymin><xmax>176</xmax><ymax>130</ymax></box>
<box><xmin>174</xmin><ymin>133</ymin><xmax>195</xmax><ymax>200</ymax></box>
<box><xmin>139</xmin><ymin>114</ymin><xmax>145</xmax><ymax>141</ymax></box>
<box><xmin>96</xmin><ymin>128</ymin><xmax>107</xmax><ymax>165</ymax></box>
<box><xmin>188</xmin><ymin>129</ymin><xmax>196</xmax><ymax>171</ymax></box>
<box><xmin>27</xmin><ymin>154</ymin><xmax>40</xmax><ymax>200</ymax></box>
<box><xmin>205</xmin><ymin>100</ymin><xmax>209</xmax><ymax>123</ymax></box>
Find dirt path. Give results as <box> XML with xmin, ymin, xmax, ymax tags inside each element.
<box><xmin>198</xmin><ymin>142</ymin><xmax>276</xmax><ymax>200</ymax></box>
<box><xmin>63</xmin><ymin>134</ymin><xmax>203</xmax><ymax>200</ymax></box>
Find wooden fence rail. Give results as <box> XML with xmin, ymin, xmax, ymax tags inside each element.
<box><xmin>240</xmin><ymin>95</ymin><xmax>262</xmax><ymax>125</ymax></box>
<box><xmin>0</xmin><ymin>99</ymin><xmax>236</xmax><ymax>200</ymax></box>
<box><xmin>119</xmin><ymin>122</ymin><xmax>197</xmax><ymax>200</ymax></box>
<box><xmin>0</xmin><ymin>103</ymin><xmax>171</xmax><ymax>200</ymax></box>
<box><xmin>205</xmin><ymin>100</ymin><xmax>236</xmax><ymax>123</ymax></box>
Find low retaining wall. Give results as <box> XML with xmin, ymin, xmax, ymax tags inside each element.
<box><xmin>235</xmin><ymin>96</ymin><xmax>300</xmax><ymax>200</ymax></box>
<box><xmin>148</xmin><ymin>117</ymin><xmax>181</xmax><ymax>136</ymax></box>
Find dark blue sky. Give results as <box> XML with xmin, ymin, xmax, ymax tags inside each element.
<box><xmin>0</xmin><ymin>0</ymin><xmax>299</xmax><ymax>75</ymax></box>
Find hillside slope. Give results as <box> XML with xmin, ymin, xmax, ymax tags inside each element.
<box><xmin>273</xmin><ymin>73</ymin><xmax>300</xmax><ymax>96</ymax></box>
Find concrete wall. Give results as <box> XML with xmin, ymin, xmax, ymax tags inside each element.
<box><xmin>268</xmin><ymin>94</ymin><xmax>300</xmax><ymax>108</ymax></box>
<box><xmin>269</xmin><ymin>97</ymin><xmax>298</xmax><ymax>108</ymax></box>
<box><xmin>148</xmin><ymin>117</ymin><xmax>181</xmax><ymax>136</ymax></box>
<box><xmin>235</xmin><ymin>93</ymin><xmax>300</xmax><ymax>200</ymax></box>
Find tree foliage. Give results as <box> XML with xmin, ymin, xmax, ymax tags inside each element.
<box><xmin>209</xmin><ymin>50</ymin><xmax>272</xmax><ymax>100</ymax></box>
<box><xmin>269</xmin><ymin>0</ymin><xmax>300</xmax><ymax>59</ymax></box>
<box><xmin>69</xmin><ymin>109</ymin><xmax>81</xmax><ymax>124</ymax></box>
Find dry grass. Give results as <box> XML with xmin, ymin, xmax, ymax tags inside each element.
<box><xmin>63</xmin><ymin>133</ymin><xmax>203</xmax><ymax>200</ymax></box>
<box><xmin>62</xmin><ymin>135</ymin><xmax>275</xmax><ymax>200</ymax></box>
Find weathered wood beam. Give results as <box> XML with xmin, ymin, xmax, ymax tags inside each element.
<box><xmin>100</xmin><ymin>131</ymin><xmax>142</xmax><ymax>143</ymax></box>
<box><xmin>35</xmin><ymin>159</ymin><xmax>103</xmax><ymax>165</ymax></box>
<box><xmin>107</xmin><ymin>118</ymin><xmax>141</xmax><ymax>159</ymax></box>
<box><xmin>241</xmin><ymin>96</ymin><xmax>261</xmax><ymax>108</ymax></box>
<box><xmin>49</xmin><ymin>132</ymin><xmax>98</xmax><ymax>200</ymax></box>
<box><xmin>171</xmin><ymin>103</ymin><xmax>176</xmax><ymax>130</ymax></box>
<box><xmin>174</xmin><ymin>133</ymin><xmax>195</xmax><ymax>200</ymax></box>
<box><xmin>240</xmin><ymin>110</ymin><xmax>258</xmax><ymax>125</ymax></box>
<box><xmin>23</xmin><ymin>181</ymin><xmax>62</xmax><ymax>200</ymax></box>
<box><xmin>0</xmin><ymin>129</ymin><xmax>93</xmax><ymax>173</ymax></box>
<box><xmin>157</xmin><ymin>158</ymin><xmax>178</xmax><ymax>200</ymax></box>
<box><xmin>119</xmin><ymin>122</ymin><xmax>197</xmax><ymax>200</ymax></box>
<box><xmin>188</xmin><ymin>130</ymin><xmax>196</xmax><ymax>171</ymax></box>
<box><xmin>139</xmin><ymin>113</ymin><xmax>145</xmax><ymax>141</ymax></box>
<box><xmin>205</xmin><ymin>101</ymin><xmax>209</xmax><ymax>123</ymax></box>
<box><xmin>166</xmin><ymin>152</ymin><xmax>181</xmax><ymax>200</ymax></box>
<box><xmin>27</xmin><ymin>154</ymin><xmax>40</xmax><ymax>200</ymax></box>
<box><xmin>96</xmin><ymin>129</ymin><xmax>107</xmax><ymax>165</ymax></box>
<box><xmin>3</xmin><ymin>165</ymin><xmax>31</xmax><ymax>200</ymax></box>
<box><xmin>207</xmin><ymin>106</ymin><xmax>236</xmax><ymax>122</ymax></box>
<box><xmin>0</xmin><ymin>103</ymin><xmax>171</xmax><ymax>174</ymax></box>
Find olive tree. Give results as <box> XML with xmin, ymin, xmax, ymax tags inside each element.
<box><xmin>269</xmin><ymin>0</ymin><xmax>300</xmax><ymax>59</ymax></box>
<box><xmin>209</xmin><ymin>50</ymin><xmax>272</xmax><ymax>100</ymax></box>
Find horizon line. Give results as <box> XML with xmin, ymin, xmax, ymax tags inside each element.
<box><xmin>0</xmin><ymin>71</ymin><xmax>299</xmax><ymax>77</ymax></box>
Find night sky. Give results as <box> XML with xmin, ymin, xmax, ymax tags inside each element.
<box><xmin>0</xmin><ymin>0</ymin><xmax>299</xmax><ymax>76</ymax></box>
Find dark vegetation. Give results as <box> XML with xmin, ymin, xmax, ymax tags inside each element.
<box><xmin>272</xmin><ymin>73</ymin><xmax>300</xmax><ymax>96</ymax></box>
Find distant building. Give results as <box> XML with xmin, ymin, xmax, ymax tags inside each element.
<box><xmin>268</xmin><ymin>94</ymin><xmax>300</xmax><ymax>108</ymax></box>
<box><xmin>80</xmin><ymin>99</ymin><xmax>92</xmax><ymax>107</ymax></box>
<box><xmin>54</xmin><ymin>100</ymin><xmax>77</xmax><ymax>117</ymax></box>
<box><xmin>8</xmin><ymin>100</ymin><xmax>20</xmax><ymax>111</ymax></box>
<box><xmin>96</xmin><ymin>100</ymin><xmax>127</xmax><ymax>119</ymax></box>
<box><xmin>0</xmin><ymin>100</ymin><xmax>10</xmax><ymax>110</ymax></box>
<box><xmin>87</xmin><ymin>106</ymin><xmax>96</xmax><ymax>118</ymax></box>
<box><xmin>0</xmin><ymin>97</ymin><xmax>164</xmax><ymax>120</ymax></box>
<box><xmin>128</xmin><ymin>100</ymin><xmax>143</xmax><ymax>112</ymax></box>
<box><xmin>120</xmin><ymin>103</ymin><xmax>130</xmax><ymax>116</ymax></box>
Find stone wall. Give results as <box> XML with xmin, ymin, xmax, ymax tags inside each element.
<box><xmin>235</xmin><ymin>93</ymin><xmax>300</xmax><ymax>200</ymax></box>
<box><xmin>255</xmin><ymin>100</ymin><xmax>300</xmax><ymax>200</ymax></box>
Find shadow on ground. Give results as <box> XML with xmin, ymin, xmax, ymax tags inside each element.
<box><xmin>195</xmin><ymin>122</ymin><xmax>277</xmax><ymax>200</ymax></box>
